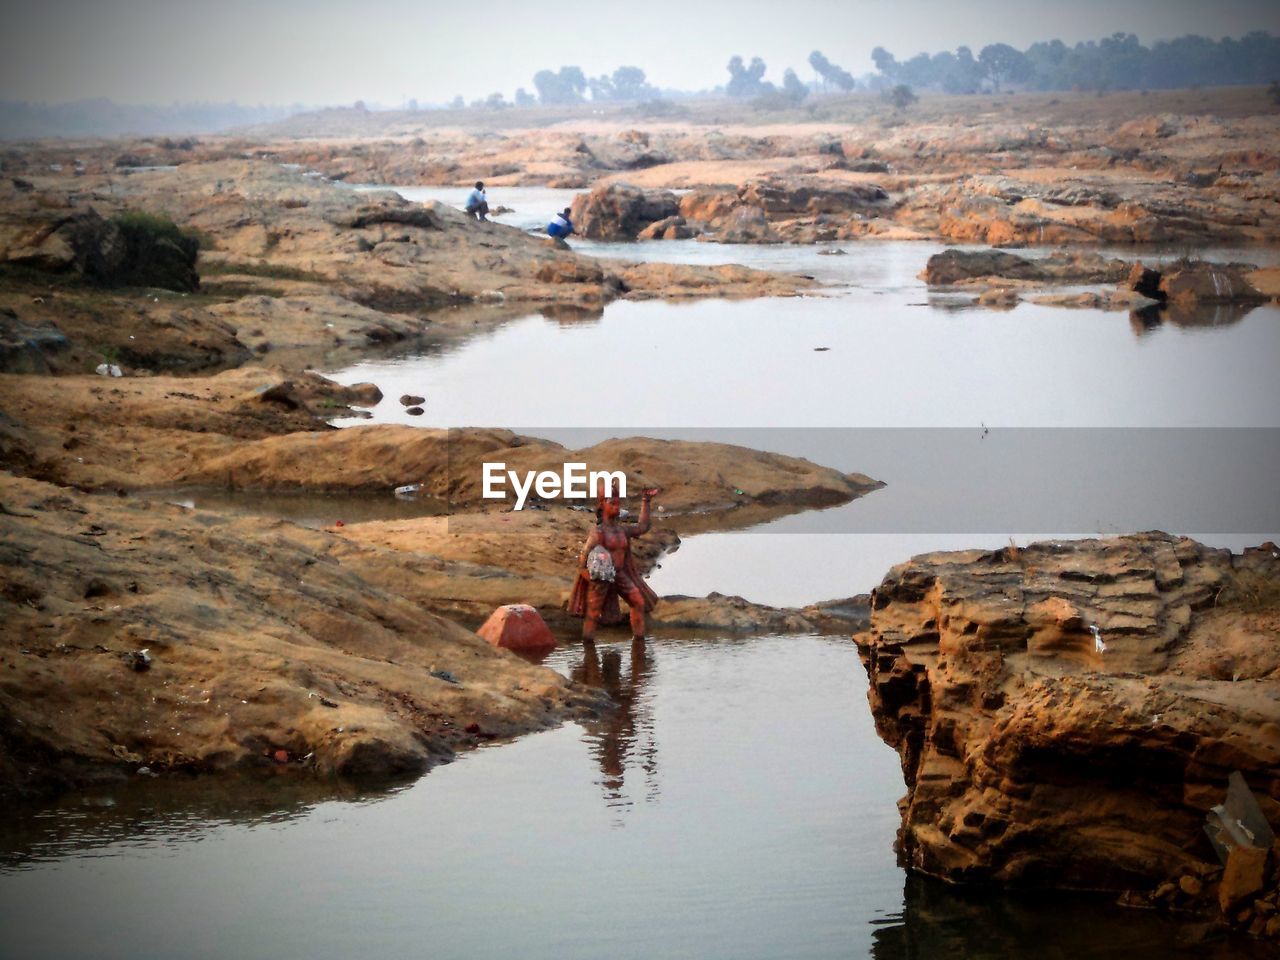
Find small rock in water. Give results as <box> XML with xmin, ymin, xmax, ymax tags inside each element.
<box><xmin>405</xmin><ymin>406</ymin><xmax>425</xmax><ymax>416</ymax></box>
<box><xmin>399</xmin><ymin>394</ymin><xmax>425</xmax><ymax>407</ymax></box>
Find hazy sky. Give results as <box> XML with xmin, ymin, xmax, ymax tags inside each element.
<box><xmin>3</xmin><ymin>0</ymin><xmax>1278</xmax><ymax>106</ymax></box>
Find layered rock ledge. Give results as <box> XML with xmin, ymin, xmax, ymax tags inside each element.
<box><xmin>855</xmin><ymin>533</ymin><xmax>1279</xmax><ymax>900</ymax></box>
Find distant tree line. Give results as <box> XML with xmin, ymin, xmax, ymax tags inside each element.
<box><xmin>871</xmin><ymin>31</ymin><xmax>1280</xmax><ymax>94</ymax></box>
<box><xmin>454</xmin><ymin>30</ymin><xmax>1280</xmax><ymax>113</ymax></box>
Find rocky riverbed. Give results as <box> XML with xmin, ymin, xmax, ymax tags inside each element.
<box><xmin>0</xmin><ymin>147</ymin><xmax>873</xmax><ymax>801</ymax></box>
<box><xmin>1</xmin><ymin>87</ymin><xmax>1278</xmax><ymax>949</ymax></box>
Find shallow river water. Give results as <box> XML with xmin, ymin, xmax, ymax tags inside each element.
<box><xmin>1</xmin><ymin>635</ymin><xmax>1266</xmax><ymax>959</ymax></box>
<box><xmin>330</xmin><ymin>186</ymin><xmax>1280</xmax><ymax>605</ymax></box>
<box><xmin>2</xmin><ymin>185</ymin><xmax>1276</xmax><ymax>959</ymax></box>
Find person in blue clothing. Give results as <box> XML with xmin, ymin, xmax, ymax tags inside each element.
<box><xmin>464</xmin><ymin>181</ymin><xmax>489</xmax><ymax>221</ymax></box>
<box><xmin>547</xmin><ymin>207</ymin><xmax>575</xmax><ymax>240</ymax></box>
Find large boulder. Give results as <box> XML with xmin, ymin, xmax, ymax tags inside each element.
<box><xmin>922</xmin><ymin>249</ymin><xmax>1044</xmax><ymax>285</ymax></box>
<box><xmin>855</xmin><ymin>533</ymin><xmax>1280</xmax><ymax>892</ymax></box>
<box><xmin>569</xmin><ymin>183</ymin><xmax>680</xmax><ymax>241</ymax></box>
<box><xmin>1159</xmin><ymin>261</ymin><xmax>1268</xmax><ymax>305</ymax></box>
<box><xmin>3</xmin><ymin>209</ymin><xmax>127</xmax><ymax>278</ymax></box>
<box><xmin>705</xmin><ymin>205</ymin><xmax>780</xmax><ymax>244</ymax></box>
<box><xmin>636</xmin><ymin>215</ymin><xmax>699</xmax><ymax>241</ymax></box>
<box><xmin>679</xmin><ymin>188</ymin><xmax>741</xmax><ymax>225</ymax></box>
<box><xmin>2</xmin><ymin>208</ymin><xmax>199</xmax><ymax>292</ymax></box>
<box><xmin>534</xmin><ymin>257</ymin><xmax>606</xmax><ymax>285</ymax></box>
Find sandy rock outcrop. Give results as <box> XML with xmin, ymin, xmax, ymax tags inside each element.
<box><xmin>0</xmin><ymin>474</ymin><xmax>602</xmax><ymax>800</ymax></box>
<box><xmin>738</xmin><ymin>178</ymin><xmax>889</xmax><ymax>218</ymax></box>
<box><xmin>856</xmin><ymin>533</ymin><xmax>1280</xmax><ymax>894</ymax></box>
<box><xmin>1</xmin><ymin>163</ymin><xmax>812</xmax><ymax>329</ymax></box>
<box><xmin>899</xmin><ymin>171</ymin><xmax>1278</xmax><ymax>247</ymax></box>
<box><xmin>176</xmin><ymin>425</ymin><xmax>882</xmax><ymax>512</ymax></box>
<box><xmin>570</xmin><ymin>174</ymin><xmax>893</xmax><ymax>245</ymax></box>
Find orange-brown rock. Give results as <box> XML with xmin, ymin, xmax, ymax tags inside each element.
<box><xmin>856</xmin><ymin>533</ymin><xmax>1280</xmax><ymax>891</ymax></box>
<box><xmin>0</xmin><ymin>473</ymin><xmax>601</xmax><ymax>800</ymax></box>
<box><xmin>1159</xmin><ymin>261</ymin><xmax>1268</xmax><ymax>305</ymax></box>
<box><xmin>922</xmin><ymin>248</ymin><xmax>1132</xmax><ymax>286</ymax></box>
<box><xmin>477</xmin><ymin>604</ymin><xmax>557</xmax><ymax>654</ymax></box>
<box><xmin>1220</xmin><ymin>845</ymin><xmax>1268</xmax><ymax>912</ymax></box>
<box><xmin>568</xmin><ymin>182</ymin><xmax>679</xmax><ymax>240</ymax></box>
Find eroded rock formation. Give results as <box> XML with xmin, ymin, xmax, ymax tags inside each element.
<box><xmin>856</xmin><ymin>533</ymin><xmax>1280</xmax><ymax>896</ymax></box>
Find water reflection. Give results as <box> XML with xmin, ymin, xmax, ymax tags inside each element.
<box><xmin>570</xmin><ymin>638</ymin><xmax>659</xmax><ymax>813</ymax></box>
<box><xmin>0</xmin><ymin>773</ymin><xmax>403</xmax><ymax>872</ymax></box>
<box><xmin>1129</xmin><ymin>301</ymin><xmax>1258</xmax><ymax>337</ymax></box>
<box><xmin>540</xmin><ymin>303</ymin><xmax>606</xmax><ymax>326</ymax></box>
<box><xmin>138</xmin><ymin>487</ymin><xmax>448</xmax><ymax>528</ymax></box>
<box><xmin>871</xmin><ymin>876</ymin><xmax>1271</xmax><ymax>959</ymax></box>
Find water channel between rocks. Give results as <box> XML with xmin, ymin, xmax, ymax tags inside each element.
<box><xmin>1</xmin><ymin>186</ymin><xmax>1275</xmax><ymax>960</ymax></box>
<box><xmin>3</xmin><ymin>634</ymin><xmax>1265</xmax><ymax>960</ymax></box>
<box><xmin>330</xmin><ymin>185</ymin><xmax>1280</xmax><ymax>607</ymax></box>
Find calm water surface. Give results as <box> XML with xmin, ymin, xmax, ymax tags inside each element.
<box><xmin>325</xmin><ymin>187</ymin><xmax>1280</xmax><ymax>604</ymax></box>
<box><xmin>0</xmin><ymin>635</ymin><xmax>1260</xmax><ymax>959</ymax></box>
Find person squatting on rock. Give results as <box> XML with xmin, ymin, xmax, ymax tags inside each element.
<box><xmin>464</xmin><ymin>181</ymin><xmax>489</xmax><ymax>221</ymax></box>
<box><xmin>569</xmin><ymin>486</ymin><xmax>660</xmax><ymax>641</ymax></box>
<box><xmin>547</xmin><ymin>207</ymin><xmax>575</xmax><ymax>240</ymax></box>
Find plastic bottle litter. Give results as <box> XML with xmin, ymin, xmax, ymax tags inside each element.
<box><xmin>393</xmin><ymin>483</ymin><xmax>421</xmax><ymax>499</ymax></box>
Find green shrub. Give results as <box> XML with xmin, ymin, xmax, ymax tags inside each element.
<box><xmin>108</xmin><ymin>211</ymin><xmax>200</xmax><ymax>292</ymax></box>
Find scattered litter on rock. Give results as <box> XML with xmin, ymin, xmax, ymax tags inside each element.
<box><xmin>95</xmin><ymin>363</ymin><xmax>123</xmax><ymax>378</ymax></box>
<box><xmin>1090</xmin><ymin>624</ymin><xmax>1107</xmax><ymax>654</ymax></box>
<box><xmin>123</xmin><ymin>648</ymin><xmax>152</xmax><ymax>672</ymax></box>
<box><xmin>430</xmin><ymin>669</ymin><xmax>459</xmax><ymax>685</ymax></box>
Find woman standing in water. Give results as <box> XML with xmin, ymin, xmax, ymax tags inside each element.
<box><xmin>570</xmin><ymin>487</ymin><xmax>660</xmax><ymax>641</ymax></box>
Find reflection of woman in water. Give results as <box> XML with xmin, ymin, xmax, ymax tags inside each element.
<box><xmin>568</xmin><ymin>488</ymin><xmax>660</xmax><ymax>641</ymax></box>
